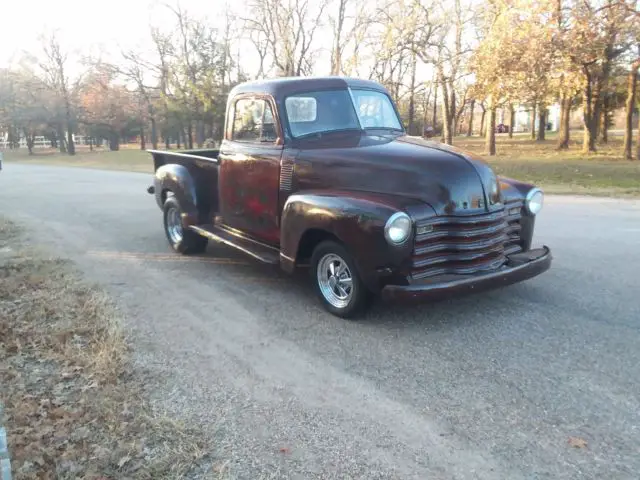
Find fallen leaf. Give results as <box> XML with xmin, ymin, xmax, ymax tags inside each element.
<box><xmin>279</xmin><ymin>447</ymin><xmax>290</xmax><ymax>454</ymax></box>
<box><xmin>81</xmin><ymin>380</ymin><xmax>98</xmax><ymax>392</ymax></box>
<box><xmin>118</xmin><ymin>455</ymin><xmax>131</xmax><ymax>468</ymax></box>
<box><xmin>568</xmin><ymin>436</ymin><xmax>588</xmax><ymax>449</ymax></box>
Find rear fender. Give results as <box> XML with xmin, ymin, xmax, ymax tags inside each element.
<box><xmin>154</xmin><ymin>164</ymin><xmax>200</xmax><ymax>227</ymax></box>
<box><xmin>280</xmin><ymin>191</ymin><xmax>428</xmax><ymax>291</ymax></box>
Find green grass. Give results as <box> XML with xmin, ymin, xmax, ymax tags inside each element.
<box><xmin>454</xmin><ymin>133</ymin><xmax>640</xmax><ymax>197</ymax></box>
<box><xmin>3</xmin><ymin>146</ymin><xmax>153</xmax><ymax>173</ymax></box>
<box><xmin>3</xmin><ymin>131</ymin><xmax>640</xmax><ymax>197</ymax></box>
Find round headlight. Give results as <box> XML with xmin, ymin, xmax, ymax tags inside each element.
<box><xmin>525</xmin><ymin>188</ymin><xmax>544</xmax><ymax>215</ymax></box>
<box><xmin>385</xmin><ymin>212</ymin><xmax>412</xmax><ymax>245</ymax></box>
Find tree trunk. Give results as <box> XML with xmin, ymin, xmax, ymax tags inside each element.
<box><xmin>438</xmin><ymin>68</ymin><xmax>454</xmax><ymax>145</ymax></box>
<box><xmin>65</xmin><ymin>109</ymin><xmax>75</xmax><ymax>156</ymax></box>
<box><xmin>140</xmin><ymin>125</ymin><xmax>146</xmax><ymax>150</ymax></box>
<box><xmin>467</xmin><ymin>100</ymin><xmax>475</xmax><ymax>136</ymax></box>
<box><xmin>637</xmin><ymin>113</ymin><xmax>640</xmax><ymax>160</ymax></box>
<box><xmin>582</xmin><ymin>71</ymin><xmax>599</xmax><ymax>153</ymax></box>
<box><xmin>422</xmin><ymin>87</ymin><xmax>430</xmax><ymax>132</ymax></box>
<box><xmin>187</xmin><ymin>123</ymin><xmax>194</xmax><ymax>149</ymax></box>
<box><xmin>480</xmin><ymin>106</ymin><xmax>486</xmax><ymax>137</ymax></box>
<box><xmin>89</xmin><ymin>137</ymin><xmax>94</xmax><ymax>152</ymax></box>
<box><xmin>151</xmin><ymin>117</ymin><xmax>158</xmax><ymax>149</ymax></box>
<box><xmin>485</xmin><ymin>103</ymin><xmax>497</xmax><ymax>156</ymax></box>
<box><xmin>408</xmin><ymin>51</ymin><xmax>417</xmax><ymax>135</ymax></box>
<box><xmin>508</xmin><ymin>104</ymin><xmax>515</xmax><ymax>138</ymax></box>
<box><xmin>57</xmin><ymin>124</ymin><xmax>67</xmax><ymax>153</ymax></box>
<box><xmin>109</xmin><ymin>133</ymin><xmax>120</xmax><ymax>151</ymax></box>
<box><xmin>447</xmin><ymin>88</ymin><xmax>455</xmax><ymax>144</ymax></box>
<box><xmin>331</xmin><ymin>0</ymin><xmax>346</xmax><ymax>75</ymax></box>
<box><xmin>624</xmin><ymin>62</ymin><xmax>639</xmax><ymax>159</ymax></box>
<box><xmin>530</xmin><ymin>103</ymin><xmax>537</xmax><ymax>140</ymax></box>
<box><xmin>537</xmin><ymin>104</ymin><xmax>546</xmax><ymax>141</ymax></box>
<box><xmin>600</xmin><ymin>94</ymin><xmax>610</xmax><ymax>144</ymax></box>
<box><xmin>196</xmin><ymin>119</ymin><xmax>205</xmax><ymax>147</ymax></box>
<box><xmin>24</xmin><ymin>130</ymin><xmax>34</xmax><ymax>155</ymax></box>
<box><xmin>432</xmin><ymin>81</ymin><xmax>438</xmax><ymax>127</ymax></box>
<box><xmin>454</xmin><ymin>98</ymin><xmax>466</xmax><ymax>136</ymax></box>
<box><xmin>557</xmin><ymin>95</ymin><xmax>571</xmax><ymax>150</ymax></box>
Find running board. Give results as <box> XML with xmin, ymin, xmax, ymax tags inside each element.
<box><xmin>189</xmin><ymin>224</ymin><xmax>280</xmax><ymax>265</ymax></box>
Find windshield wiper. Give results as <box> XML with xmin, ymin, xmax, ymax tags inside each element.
<box><xmin>294</xmin><ymin>127</ymin><xmax>364</xmax><ymax>140</ymax></box>
<box><xmin>363</xmin><ymin>126</ymin><xmax>404</xmax><ymax>133</ymax></box>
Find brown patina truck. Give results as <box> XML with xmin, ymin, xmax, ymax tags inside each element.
<box><xmin>147</xmin><ymin>76</ymin><xmax>551</xmax><ymax>318</ymax></box>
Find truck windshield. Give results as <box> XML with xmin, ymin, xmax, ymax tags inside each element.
<box><xmin>284</xmin><ymin>88</ymin><xmax>404</xmax><ymax>138</ymax></box>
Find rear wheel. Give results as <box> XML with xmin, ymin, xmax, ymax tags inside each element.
<box><xmin>163</xmin><ymin>195</ymin><xmax>208</xmax><ymax>254</ymax></box>
<box><xmin>310</xmin><ymin>240</ymin><xmax>371</xmax><ymax>318</ymax></box>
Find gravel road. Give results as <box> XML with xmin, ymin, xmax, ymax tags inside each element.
<box><xmin>1</xmin><ymin>163</ymin><xmax>639</xmax><ymax>480</ymax></box>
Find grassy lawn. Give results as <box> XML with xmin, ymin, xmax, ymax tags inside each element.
<box><xmin>455</xmin><ymin>133</ymin><xmax>640</xmax><ymax>197</ymax></box>
<box><xmin>3</xmin><ymin>131</ymin><xmax>639</xmax><ymax>197</ymax></box>
<box><xmin>2</xmin><ymin>146</ymin><xmax>153</xmax><ymax>173</ymax></box>
<box><xmin>0</xmin><ymin>217</ymin><xmax>211</xmax><ymax>478</ymax></box>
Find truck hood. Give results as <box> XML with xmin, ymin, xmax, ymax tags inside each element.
<box><xmin>294</xmin><ymin>133</ymin><xmax>502</xmax><ymax>216</ymax></box>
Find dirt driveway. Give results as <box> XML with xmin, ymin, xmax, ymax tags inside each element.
<box><xmin>1</xmin><ymin>163</ymin><xmax>639</xmax><ymax>479</ymax></box>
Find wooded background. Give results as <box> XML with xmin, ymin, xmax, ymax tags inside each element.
<box><xmin>1</xmin><ymin>0</ymin><xmax>639</xmax><ymax>158</ymax></box>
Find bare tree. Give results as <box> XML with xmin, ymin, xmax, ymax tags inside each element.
<box><xmin>406</xmin><ymin>0</ymin><xmax>475</xmax><ymax>145</ymax></box>
<box><xmin>39</xmin><ymin>32</ymin><xmax>78</xmax><ymax>155</ymax></box>
<box><xmin>107</xmin><ymin>49</ymin><xmax>161</xmax><ymax>149</ymax></box>
<box><xmin>150</xmin><ymin>26</ymin><xmax>174</xmax><ymax>148</ymax></box>
<box><xmin>328</xmin><ymin>0</ymin><xmax>372</xmax><ymax>75</ymax></box>
<box><xmin>244</xmin><ymin>0</ymin><xmax>329</xmax><ymax>77</ymax></box>
<box><xmin>249</xmin><ymin>29</ymin><xmax>270</xmax><ymax>79</ymax></box>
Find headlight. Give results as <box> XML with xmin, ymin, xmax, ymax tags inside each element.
<box><xmin>525</xmin><ymin>188</ymin><xmax>544</xmax><ymax>215</ymax></box>
<box><xmin>384</xmin><ymin>212</ymin><xmax>412</xmax><ymax>245</ymax></box>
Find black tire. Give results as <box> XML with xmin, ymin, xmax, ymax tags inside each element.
<box><xmin>310</xmin><ymin>240</ymin><xmax>372</xmax><ymax>319</ymax></box>
<box><xmin>162</xmin><ymin>195</ymin><xmax>208</xmax><ymax>254</ymax></box>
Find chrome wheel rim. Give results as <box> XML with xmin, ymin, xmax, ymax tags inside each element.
<box><xmin>166</xmin><ymin>206</ymin><xmax>183</xmax><ymax>244</ymax></box>
<box><xmin>317</xmin><ymin>253</ymin><xmax>353</xmax><ymax>309</ymax></box>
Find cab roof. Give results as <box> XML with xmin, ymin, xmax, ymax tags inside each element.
<box><xmin>228</xmin><ymin>76</ymin><xmax>391</xmax><ymax>101</ymax></box>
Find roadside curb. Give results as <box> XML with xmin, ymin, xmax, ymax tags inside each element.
<box><xmin>0</xmin><ymin>404</ymin><xmax>11</xmax><ymax>480</ymax></box>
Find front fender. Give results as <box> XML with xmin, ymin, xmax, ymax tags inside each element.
<box><xmin>154</xmin><ymin>164</ymin><xmax>200</xmax><ymax>226</ymax></box>
<box><xmin>498</xmin><ymin>175</ymin><xmax>536</xmax><ymax>204</ymax></box>
<box><xmin>281</xmin><ymin>190</ymin><xmax>431</xmax><ymax>291</ymax></box>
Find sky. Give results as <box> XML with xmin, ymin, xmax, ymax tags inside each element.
<box><xmin>0</xmin><ymin>0</ymin><xmax>243</xmax><ymax>74</ymax></box>
<box><xmin>0</xmin><ymin>0</ymin><xmax>436</xmax><ymax>85</ymax></box>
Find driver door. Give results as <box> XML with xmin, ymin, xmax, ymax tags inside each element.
<box><xmin>218</xmin><ymin>95</ymin><xmax>283</xmax><ymax>245</ymax></box>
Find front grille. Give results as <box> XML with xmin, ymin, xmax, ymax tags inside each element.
<box><xmin>411</xmin><ymin>204</ymin><xmax>523</xmax><ymax>280</ymax></box>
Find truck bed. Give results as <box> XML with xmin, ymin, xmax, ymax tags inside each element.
<box><xmin>149</xmin><ymin>148</ymin><xmax>220</xmax><ymax>171</ymax></box>
<box><xmin>148</xmin><ymin>148</ymin><xmax>220</xmax><ymax>224</ymax></box>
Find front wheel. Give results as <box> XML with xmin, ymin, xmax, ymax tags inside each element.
<box><xmin>310</xmin><ymin>240</ymin><xmax>372</xmax><ymax>319</ymax></box>
<box><xmin>163</xmin><ymin>195</ymin><xmax>208</xmax><ymax>254</ymax></box>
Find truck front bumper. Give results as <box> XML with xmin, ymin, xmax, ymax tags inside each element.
<box><xmin>381</xmin><ymin>246</ymin><xmax>552</xmax><ymax>302</ymax></box>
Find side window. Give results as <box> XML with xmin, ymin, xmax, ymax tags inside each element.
<box><xmin>231</xmin><ymin>98</ymin><xmax>278</xmax><ymax>143</ymax></box>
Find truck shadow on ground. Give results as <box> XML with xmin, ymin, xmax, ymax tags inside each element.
<box><xmin>94</xmin><ymin>240</ymin><xmax>549</xmax><ymax>331</ymax></box>
<box><xmin>195</xmin><ymin>243</ymin><xmax>546</xmax><ymax>329</ymax></box>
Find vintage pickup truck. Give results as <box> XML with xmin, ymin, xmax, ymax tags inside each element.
<box><xmin>146</xmin><ymin>76</ymin><xmax>551</xmax><ymax>318</ymax></box>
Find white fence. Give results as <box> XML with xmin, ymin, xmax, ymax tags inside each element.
<box><xmin>0</xmin><ymin>135</ymin><xmax>101</xmax><ymax>150</ymax></box>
